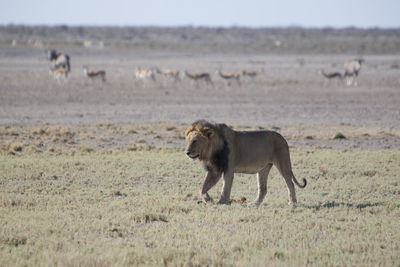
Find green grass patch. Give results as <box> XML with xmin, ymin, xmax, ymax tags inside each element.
<box><xmin>0</xmin><ymin>149</ymin><xmax>399</xmax><ymax>266</ymax></box>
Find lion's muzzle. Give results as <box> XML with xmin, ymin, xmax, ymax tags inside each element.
<box><xmin>185</xmin><ymin>151</ymin><xmax>199</xmax><ymax>159</ymax></box>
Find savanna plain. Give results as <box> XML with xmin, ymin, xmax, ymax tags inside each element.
<box><xmin>0</xmin><ymin>26</ymin><xmax>400</xmax><ymax>266</ymax></box>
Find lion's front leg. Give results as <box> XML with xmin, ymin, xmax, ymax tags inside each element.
<box><xmin>218</xmin><ymin>169</ymin><xmax>234</xmax><ymax>205</ymax></box>
<box><xmin>200</xmin><ymin>171</ymin><xmax>222</xmax><ymax>204</ymax></box>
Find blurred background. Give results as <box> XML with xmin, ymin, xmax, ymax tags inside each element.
<box><xmin>0</xmin><ymin>0</ymin><xmax>399</xmax><ymax>150</ymax></box>
<box><xmin>1</xmin><ymin>0</ymin><xmax>399</xmax><ymax>28</ymax></box>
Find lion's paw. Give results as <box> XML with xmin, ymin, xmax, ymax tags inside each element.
<box><xmin>217</xmin><ymin>198</ymin><xmax>230</xmax><ymax>205</ymax></box>
<box><xmin>202</xmin><ymin>193</ymin><xmax>213</xmax><ymax>204</ymax></box>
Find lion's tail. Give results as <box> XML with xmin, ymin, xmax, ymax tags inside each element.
<box><xmin>293</xmin><ymin>177</ymin><xmax>307</xmax><ymax>188</ymax></box>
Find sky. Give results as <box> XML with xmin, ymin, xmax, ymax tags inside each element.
<box><xmin>0</xmin><ymin>0</ymin><xmax>399</xmax><ymax>28</ymax></box>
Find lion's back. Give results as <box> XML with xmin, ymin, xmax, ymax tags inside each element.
<box><xmin>232</xmin><ymin>130</ymin><xmax>289</xmax><ymax>165</ymax></box>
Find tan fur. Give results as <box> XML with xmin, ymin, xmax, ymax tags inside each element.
<box><xmin>156</xmin><ymin>68</ymin><xmax>180</xmax><ymax>83</ymax></box>
<box><xmin>136</xmin><ymin>68</ymin><xmax>156</xmax><ymax>81</ymax></box>
<box><xmin>183</xmin><ymin>71</ymin><xmax>213</xmax><ymax>87</ymax></box>
<box><xmin>49</xmin><ymin>66</ymin><xmax>68</xmax><ymax>80</ymax></box>
<box><xmin>185</xmin><ymin>120</ymin><xmax>307</xmax><ymax>206</ymax></box>
<box><xmin>216</xmin><ymin>70</ymin><xmax>241</xmax><ymax>87</ymax></box>
<box><xmin>241</xmin><ymin>69</ymin><xmax>258</xmax><ymax>77</ymax></box>
<box><xmin>240</xmin><ymin>69</ymin><xmax>263</xmax><ymax>83</ymax></box>
<box><xmin>83</xmin><ymin>66</ymin><xmax>106</xmax><ymax>82</ymax></box>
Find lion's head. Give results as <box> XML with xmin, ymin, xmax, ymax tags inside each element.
<box><xmin>184</xmin><ymin>120</ymin><xmax>221</xmax><ymax>161</ymax></box>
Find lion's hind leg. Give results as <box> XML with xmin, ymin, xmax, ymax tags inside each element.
<box><xmin>273</xmin><ymin>151</ymin><xmax>298</xmax><ymax>205</ymax></box>
<box><xmin>248</xmin><ymin>164</ymin><xmax>273</xmax><ymax>207</ymax></box>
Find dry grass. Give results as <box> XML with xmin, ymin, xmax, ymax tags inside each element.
<box><xmin>1</xmin><ymin>124</ymin><xmax>399</xmax><ymax>157</ymax></box>
<box><xmin>1</xmin><ymin>149</ymin><xmax>399</xmax><ymax>266</ymax></box>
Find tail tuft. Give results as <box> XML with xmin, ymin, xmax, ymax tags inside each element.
<box><xmin>292</xmin><ymin>176</ymin><xmax>307</xmax><ymax>188</ymax></box>
<box><xmin>300</xmin><ymin>178</ymin><xmax>307</xmax><ymax>188</ymax></box>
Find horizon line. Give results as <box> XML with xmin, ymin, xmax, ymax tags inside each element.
<box><xmin>1</xmin><ymin>23</ymin><xmax>400</xmax><ymax>30</ymax></box>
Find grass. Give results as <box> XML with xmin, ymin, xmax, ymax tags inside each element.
<box><xmin>0</xmin><ymin>149</ymin><xmax>399</xmax><ymax>266</ymax></box>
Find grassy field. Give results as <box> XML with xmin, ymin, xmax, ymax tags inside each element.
<box><xmin>1</xmin><ymin>148</ymin><xmax>399</xmax><ymax>266</ymax></box>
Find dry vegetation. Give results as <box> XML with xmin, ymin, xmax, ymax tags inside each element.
<box><xmin>1</xmin><ymin>148</ymin><xmax>399</xmax><ymax>266</ymax></box>
<box><xmin>1</xmin><ymin>123</ymin><xmax>399</xmax><ymax>156</ymax></box>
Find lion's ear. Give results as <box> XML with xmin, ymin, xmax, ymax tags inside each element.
<box><xmin>204</xmin><ymin>128</ymin><xmax>214</xmax><ymax>139</ymax></box>
<box><xmin>185</xmin><ymin>126</ymin><xmax>194</xmax><ymax>137</ymax></box>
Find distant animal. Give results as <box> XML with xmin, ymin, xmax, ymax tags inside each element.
<box><xmin>320</xmin><ymin>70</ymin><xmax>344</xmax><ymax>86</ymax></box>
<box><xmin>241</xmin><ymin>70</ymin><xmax>258</xmax><ymax>78</ymax></box>
<box><xmin>183</xmin><ymin>71</ymin><xmax>213</xmax><ymax>87</ymax></box>
<box><xmin>215</xmin><ymin>70</ymin><xmax>241</xmax><ymax>87</ymax></box>
<box><xmin>320</xmin><ymin>70</ymin><xmax>343</xmax><ymax>80</ymax></box>
<box><xmin>184</xmin><ymin>120</ymin><xmax>307</xmax><ymax>206</ymax></box>
<box><xmin>136</xmin><ymin>68</ymin><xmax>156</xmax><ymax>82</ymax></box>
<box><xmin>156</xmin><ymin>68</ymin><xmax>181</xmax><ymax>83</ymax></box>
<box><xmin>135</xmin><ymin>68</ymin><xmax>157</xmax><ymax>88</ymax></box>
<box><xmin>83</xmin><ymin>66</ymin><xmax>106</xmax><ymax>82</ymax></box>
<box><xmin>240</xmin><ymin>69</ymin><xmax>263</xmax><ymax>83</ymax></box>
<box><xmin>344</xmin><ymin>59</ymin><xmax>364</xmax><ymax>86</ymax></box>
<box><xmin>49</xmin><ymin>66</ymin><xmax>69</xmax><ymax>81</ymax></box>
<box><xmin>47</xmin><ymin>49</ymin><xmax>71</xmax><ymax>72</ymax></box>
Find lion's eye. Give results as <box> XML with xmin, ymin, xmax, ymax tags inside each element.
<box><xmin>192</xmin><ymin>140</ymin><xmax>197</xmax><ymax>145</ymax></box>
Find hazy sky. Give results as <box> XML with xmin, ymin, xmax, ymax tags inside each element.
<box><xmin>1</xmin><ymin>0</ymin><xmax>399</xmax><ymax>28</ymax></box>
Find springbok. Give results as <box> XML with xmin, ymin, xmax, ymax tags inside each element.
<box><xmin>344</xmin><ymin>59</ymin><xmax>364</xmax><ymax>86</ymax></box>
<box><xmin>47</xmin><ymin>49</ymin><xmax>71</xmax><ymax>72</ymax></box>
<box><xmin>241</xmin><ymin>69</ymin><xmax>263</xmax><ymax>83</ymax></box>
<box><xmin>215</xmin><ymin>70</ymin><xmax>241</xmax><ymax>87</ymax></box>
<box><xmin>183</xmin><ymin>71</ymin><xmax>213</xmax><ymax>87</ymax></box>
<box><xmin>156</xmin><ymin>68</ymin><xmax>180</xmax><ymax>83</ymax></box>
<box><xmin>83</xmin><ymin>66</ymin><xmax>106</xmax><ymax>82</ymax></box>
<box><xmin>321</xmin><ymin>70</ymin><xmax>343</xmax><ymax>79</ymax></box>
<box><xmin>319</xmin><ymin>70</ymin><xmax>343</xmax><ymax>86</ymax></box>
<box><xmin>135</xmin><ymin>67</ymin><xmax>156</xmax><ymax>87</ymax></box>
<box><xmin>49</xmin><ymin>66</ymin><xmax>69</xmax><ymax>81</ymax></box>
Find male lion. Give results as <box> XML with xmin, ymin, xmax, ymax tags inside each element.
<box><xmin>184</xmin><ymin>120</ymin><xmax>306</xmax><ymax>206</ymax></box>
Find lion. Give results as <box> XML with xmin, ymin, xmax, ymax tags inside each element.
<box><xmin>184</xmin><ymin>120</ymin><xmax>306</xmax><ymax>206</ymax></box>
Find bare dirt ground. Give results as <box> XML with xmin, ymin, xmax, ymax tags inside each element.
<box><xmin>1</xmin><ymin>27</ymin><xmax>400</xmax><ymax>152</ymax></box>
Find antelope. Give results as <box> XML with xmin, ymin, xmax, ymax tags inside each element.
<box><xmin>215</xmin><ymin>70</ymin><xmax>241</xmax><ymax>87</ymax></box>
<box><xmin>241</xmin><ymin>70</ymin><xmax>258</xmax><ymax>77</ymax></box>
<box><xmin>344</xmin><ymin>59</ymin><xmax>364</xmax><ymax>86</ymax></box>
<box><xmin>321</xmin><ymin>70</ymin><xmax>343</xmax><ymax>79</ymax></box>
<box><xmin>183</xmin><ymin>71</ymin><xmax>214</xmax><ymax>87</ymax></box>
<box><xmin>83</xmin><ymin>66</ymin><xmax>106</xmax><ymax>82</ymax></box>
<box><xmin>156</xmin><ymin>68</ymin><xmax>180</xmax><ymax>83</ymax></box>
<box><xmin>47</xmin><ymin>49</ymin><xmax>71</xmax><ymax>72</ymax></box>
<box><xmin>135</xmin><ymin>68</ymin><xmax>156</xmax><ymax>87</ymax></box>
<box><xmin>49</xmin><ymin>66</ymin><xmax>69</xmax><ymax>81</ymax></box>
<box><xmin>241</xmin><ymin>69</ymin><xmax>263</xmax><ymax>83</ymax></box>
<box><xmin>319</xmin><ymin>70</ymin><xmax>343</xmax><ymax>85</ymax></box>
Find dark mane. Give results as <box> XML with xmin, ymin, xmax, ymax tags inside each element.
<box><xmin>204</xmin><ymin>137</ymin><xmax>229</xmax><ymax>173</ymax></box>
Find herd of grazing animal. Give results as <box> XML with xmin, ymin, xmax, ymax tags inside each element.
<box><xmin>131</xmin><ymin>68</ymin><xmax>262</xmax><ymax>88</ymax></box>
<box><xmin>45</xmin><ymin>49</ymin><xmax>264</xmax><ymax>87</ymax></box>
<box><xmin>47</xmin><ymin>49</ymin><xmax>365</xmax><ymax>88</ymax></box>
<box><xmin>47</xmin><ymin>49</ymin><xmax>107</xmax><ymax>83</ymax></box>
